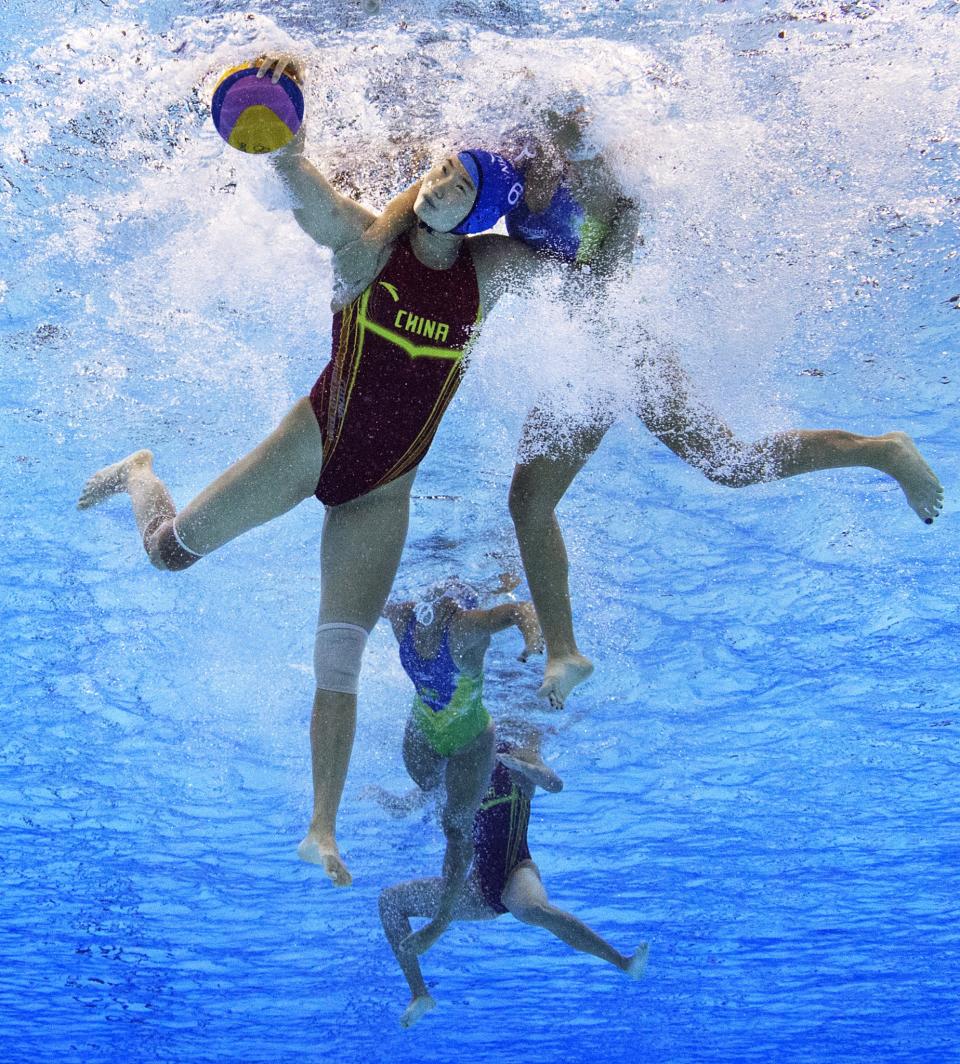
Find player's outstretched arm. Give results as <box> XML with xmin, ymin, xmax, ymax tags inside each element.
<box><xmin>268</xmin><ymin>125</ymin><xmax>379</xmax><ymax>253</ymax></box>
<box><xmin>249</xmin><ymin>55</ymin><xmax>380</xmax><ymax>255</ymax></box>
<box><xmin>455</xmin><ymin>601</ymin><xmax>544</xmax><ymax>662</ymax></box>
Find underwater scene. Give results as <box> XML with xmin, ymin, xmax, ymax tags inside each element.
<box><xmin>1</xmin><ymin>1</ymin><xmax>958</xmax><ymax>1061</ymax></box>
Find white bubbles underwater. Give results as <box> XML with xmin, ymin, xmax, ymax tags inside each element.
<box><xmin>1</xmin><ymin>1</ymin><xmax>958</xmax><ymax>1062</ymax></box>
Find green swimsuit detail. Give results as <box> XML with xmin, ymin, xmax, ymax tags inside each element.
<box><xmin>399</xmin><ymin>617</ymin><xmax>490</xmax><ymax>757</ymax></box>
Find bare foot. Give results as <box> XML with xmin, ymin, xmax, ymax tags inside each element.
<box><xmin>77</xmin><ymin>449</ymin><xmax>154</xmax><ymax>510</ymax></box>
<box><xmin>297</xmin><ymin>832</ymin><xmax>352</xmax><ymax>887</ymax></box>
<box><xmin>400</xmin><ymin>993</ymin><xmax>436</xmax><ymax>1029</ymax></box>
<box><xmin>626</xmin><ymin>943</ymin><xmax>649</xmax><ymax>980</ymax></box>
<box><xmin>537</xmin><ymin>653</ymin><xmax>594</xmax><ymax>709</ymax></box>
<box><xmin>882</xmin><ymin>432</ymin><xmax>944</xmax><ymax>524</ymax></box>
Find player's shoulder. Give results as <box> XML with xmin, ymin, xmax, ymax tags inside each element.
<box><xmin>468</xmin><ymin>232</ymin><xmax>537</xmax><ymax>271</ymax></box>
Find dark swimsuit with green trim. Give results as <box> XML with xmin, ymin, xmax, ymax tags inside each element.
<box><xmin>472</xmin><ymin>750</ymin><xmax>534</xmax><ymax>914</ymax></box>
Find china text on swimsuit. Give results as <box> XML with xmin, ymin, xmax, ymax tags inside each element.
<box><xmin>309</xmin><ymin>235</ymin><xmax>482</xmax><ymax>507</ymax></box>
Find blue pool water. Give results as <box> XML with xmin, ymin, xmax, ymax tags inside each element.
<box><xmin>2</xmin><ymin>2</ymin><xmax>958</xmax><ymax>1062</ymax></box>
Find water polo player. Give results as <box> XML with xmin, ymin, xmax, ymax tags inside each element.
<box><xmin>77</xmin><ymin>58</ymin><xmax>556</xmax><ymax>890</ymax></box>
<box><xmin>334</xmin><ymin>84</ymin><xmax>946</xmax><ymax>709</ymax></box>
<box><xmin>380</xmin><ymin>579</ymin><xmax>542</xmax><ymax>961</ymax></box>
<box><xmin>505</xmin><ymin>105</ymin><xmax>946</xmax><ymax>706</ymax></box>
<box><xmin>370</xmin><ymin>726</ymin><xmax>648</xmax><ymax>1029</ymax></box>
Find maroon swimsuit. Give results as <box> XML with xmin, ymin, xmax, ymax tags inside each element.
<box><xmin>310</xmin><ymin>235</ymin><xmax>481</xmax><ymax>506</ymax></box>
<box><xmin>143</xmin><ymin>237</ymin><xmax>481</xmax><ymax>570</ymax></box>
<box><xmin>473</xmin><ymin>753</ymin><xmax>534</xmax><ymax>914</ymax></box>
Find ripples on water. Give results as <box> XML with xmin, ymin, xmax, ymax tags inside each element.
<box><xmin>1</xmin><ymin>2</ymin><xmax>958</xmax><ymax>1062</ymax></box>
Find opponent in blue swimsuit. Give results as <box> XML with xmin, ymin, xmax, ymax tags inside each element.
<box><xmin>382</xmin><ymin>581</ymin><xmax>542</xmax><ymax>967</ymax></box>
<box><xmin>397</xmin><ymin>601</ymin><xmax>491</xmax><ymax>758</ymax></box>
<box><xmin>506</xmin><ymin>180</ymin><xmax>611</xmax><ymax>266</ymax></box>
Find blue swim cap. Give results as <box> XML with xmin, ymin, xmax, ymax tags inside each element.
<box><xmin>446</xmin><ymin>580</ymin><xmax>480</xmax><ymax>610</ymax></box>
<box><xmin>451</xmin><ymin>150</ymin><xmax>526</xmax><ymax>235</ymax></box>
<box><xmin>418</xmin><ymin>579</ymin><xmax>481</xmax><ymax>620</ymax></box>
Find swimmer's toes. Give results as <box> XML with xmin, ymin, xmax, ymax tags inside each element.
<box><xmin>536</xmin><ymin>678</ymin><xmax>565</xmax><ymax>710</ymax></box>
<box><xmin>884</xmin><ymin>433</ymin><xmax>944</xmax><ymax>520</ymax></box>
<box><xmin>627</xmin><ymin>943</ymin><xmax>650</xmax><ymax>980</ymax></box>
<box><xmin>920</xmin><ymin>491</ymin><xmax>944</xmax><ymax>523</ymax></box>
<box><xmin>77</xmin><ymin>467</ymin><xmax>122</xmax><ymax>510</ymax></box>
<box><xmin>324</xmin><ymin>854</ymin><xmax>353</xmax><ymax>888</ymax></box>
<box><xmin>297</xmin><ymin>836</ymin><xmax>353</xmax><ymax>886</ymax></box>
<box><xmin>538</xmin><ymin>655</ymin><xmax>594</xmax><ymax>708</ymax></box>
<box><xmin>77</xmin><ymin>449</ymin><xmax>153</xmax><ymax>510</ymax></box>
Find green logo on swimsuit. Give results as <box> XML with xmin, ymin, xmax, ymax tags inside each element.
<box><xmin>356</xmin><ymin>286</ymin><xmax>480</xmax><ymax>361</ymax></box>
<box><xmin>575</xmin><ymin>215</ymin><xmax>611</xmax><ymax>266</ymax></box>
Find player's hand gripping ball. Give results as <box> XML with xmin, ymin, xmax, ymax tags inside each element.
<box><xmin>211</xmin><ymin>61</ymin><xmax>304</xmax><ymax>154</ymax></box>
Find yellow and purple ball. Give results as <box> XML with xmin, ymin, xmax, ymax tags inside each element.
<box><xmin>211</xmin><ymin>62</ymin><xmax>304</xmax><ymax>154</ymax></box>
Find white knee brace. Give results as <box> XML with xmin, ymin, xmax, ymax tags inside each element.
<box><xmin>313</xmin><ymin>622</ymin><xmax>369</xmax><ymax>695</ymax></box>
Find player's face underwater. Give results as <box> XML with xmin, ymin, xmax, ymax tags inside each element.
<box><xmin>414</xmin><ymin>156</ymin><xmax>477</xmax><ymax>232</ymax></box>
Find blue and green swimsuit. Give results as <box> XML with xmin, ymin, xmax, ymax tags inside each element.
<box><xmin>506</xmin><ymin>180</ymin><xmax>610</xmax><ymax>266</ymax></box>
<box><xmin>398</xmin><ymin>617</ymin><xmax>491</xmax><ymax>757</ymax></box>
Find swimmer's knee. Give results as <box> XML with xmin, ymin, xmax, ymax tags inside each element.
<box><xmin>508</xmin><ymin>472</ymin><xmax>555</xmax><ymax>525</ymax></box>
<box><xmin>143</xmin><ymin>516</ymin><xmax>203</xmax><ymax>572</ymax></box>
<box><xmin>378</xmin><ymin>886</ymin><xmax>414</xmax><ymax>927</ymax></box>
<box><xmin>378</xmin><ymin>886</ymin><xmax>398</xmax><ymax>917</ymax></box>
<box><xmin>692</xmin><ymin>443</ymin><xmax>774</xmax><ymax>489</ymax></box>
<box><xmin>144</xmin><ymin>537</ymin><xmax>168</xmax><ymax>570</ymax></box>
<box><xmin>700</xmin><ymin>463</ymin><xmax>764</xmax><ymax>489</ymax></box>
<box><xmin>313</xmin><ymin>622</ymin><xmax>369</xmax><ymax>694</ymax></box>
<box><xmin>440</xmin><ymin>806</ymin><xmax>475</xmax><ymax>857</ymax></box>
<box><xmin>409</xmin><ymin>761</ymin><xmax>443</xmax><ymax>794</ymax></box>
<box><xmin>507</xmin><ymin>477</ymin><xmax>528</xmax><ymax>521</ymax></box>
<box><xmin>695</xmin><ymin>454</ymin><xmax>750</xmax><ymax>487</ymax></box>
